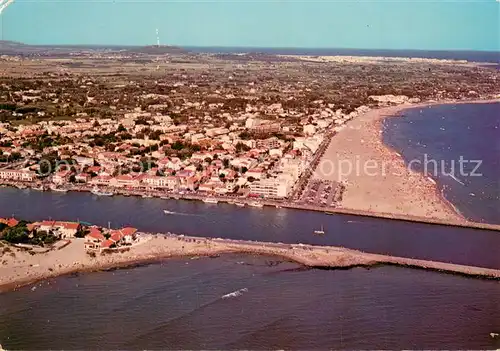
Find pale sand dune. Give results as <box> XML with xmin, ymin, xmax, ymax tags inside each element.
<box><xmin>314</xmin><ymin>104</ymin><xmax>464</xmax><ymax>222</ymax></box>
<box><xmin>2</xmin><ymin>234</ymin><xmax>499</xmax><ymax>292</ymax></box>
<box><xmin>0</xmin><ymin>236</ymin><xmax>225</xmax><ymax>291</ymax></box>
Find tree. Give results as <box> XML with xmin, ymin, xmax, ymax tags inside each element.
<box><xmin>2</xmin><ymin>224</ymin><xmax>29</xmax><ymax>244</ymax></box>
<box><xmin>236</xmin><ymin>142</ymin><xmax>250</xmax><ymax>152</ymax></box>
<box><xmin>171</xmin><ymin>141</ymin><xmax>184</xmax><ymax>150</ymax></box>
<box><xmin>247</xmin><ymin>176</ymin><xmax>255</xmax><ymax>182</ymax></box>
<box><xmin>69</xmin><ymin>174</ymin><xmax>76</xmax><ymax>183</ymax></box>
<box><xmin>75</xmin><ymin>228</ymin><xmax>89</xmax><ymax>239</ymax></box>
<box><xmin>222</xmin><ymin>159</ymin><xmax>229</xmax><ymax>168</ymax></box>
<box><xmin>241</xmin><ymin>166</ymin><xmax>248</xmax><ymax>173</ymax></box>
<box><xmin>117</xmin><ymin>124</ymin><xmax>127</xmax><ymax>133</ymax></box>
<box><xmin>196</xmin><ymin>164</ymin><xmax>204</xmax><ymax>172</ymax></box>
<box><xmin>239</xmin><ymin>131</ymin><xmax>251</xmax><ymax>140</ymax></box>
<box><xmin>9</xmin><ymin>152</ymin><xmax>21</xmax><ymax>161</ymax></box>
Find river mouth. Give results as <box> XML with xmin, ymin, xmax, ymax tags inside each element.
<box><xmin>0</xmin><ymin>255</ymin><xmax>498</xmax><ymax>350</ymax></box>
<box><xmin>1</xmin><ymin>185</ymin><xmax>500</xmax><ymax>270</ymax></box>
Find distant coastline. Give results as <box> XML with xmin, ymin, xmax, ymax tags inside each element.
<box><xmin>1</xmin><ymin>41</ymin><xmax>499</xmax><ymax>64</ymax></box>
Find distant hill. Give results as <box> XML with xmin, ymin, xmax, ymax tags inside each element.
<box><xmin>124</xmin><ymin>45</ymin><xmax>189</xmax><ymax>55</ymax></box>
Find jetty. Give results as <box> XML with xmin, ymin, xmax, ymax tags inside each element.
<box><xmin>199</xmin><ymin>236</ymin><xmax>500</xmax><ymax>279</ymax></box>
<box><xmin>1</xmin><ymin>231</ymin><xmax>499</xmax><ymax>293</ymax></box>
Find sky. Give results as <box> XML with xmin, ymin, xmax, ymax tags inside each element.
<box><xmin>1</xmin><ymin>0</ymin><xmax>499</xmax><ymax>51</ymax></box>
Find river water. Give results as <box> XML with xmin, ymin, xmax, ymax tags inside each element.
<box><xmin>0</xmin><ymin>187</ymin><xmax>499</xmax><ymax>269</ymax></box>
<box><xmin>0</xmin><ymin>102</ymin><xmax>499</xmax><ymax>349</ymax></box>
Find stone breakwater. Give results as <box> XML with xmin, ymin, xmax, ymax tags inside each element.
<box><xmin>1</xmin><ymin>232</ymin><xmax>499</xmax><ymax>293</ymax></box>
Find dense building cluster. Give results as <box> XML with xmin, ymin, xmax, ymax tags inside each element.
<box><xmin>0</xmin><ymin>49</ymin><xmax>498</xmax><ymax>200</ymax></box>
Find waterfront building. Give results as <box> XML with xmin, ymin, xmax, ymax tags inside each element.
<box><xmin>84</xmin><ymin>228</ymin><xmax>106</xmax><ymax>251</ymax></box>
<box><xmin>142</xmin><ymin>175</ymin><xmax>179</xmax><ymax>191</ymax></box>
<box><xmin>0</xmin><ymin>170</ymin><xmax>36</xmax><ymax>182</ymax></box>
<box><xmin>36</xmin><ymin>221</ymin><xmax>81</xmax><ymax>239</ymax></box>
<box><xmin>249</xmin><ymin>177</ymin><xmax>292</xmax><ymax>199</ymax></box>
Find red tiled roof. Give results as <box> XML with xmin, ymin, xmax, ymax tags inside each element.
<box><xmin>55</xmin><ymin>221</ymin><xmax>80</xmax><ymax>230</ymax></box>
<box><xmin>86</xmin><ymin>228</ymin><xmax>105</xmax><ymax>241</ymax></box>
<box><xmin>39</xmin><ymin>220</ymin><xmax>56</xmax><ymax>228</ymax></box>
<box><xmin>0</xmin><ymin>218</ymin><xmax>19</xmax><ymax>227</ymax></box>
<box><xmin>121</xmin><ymin>227</ymin><xmax>137</xmax><ymax>237</ymax></box>
<box><xmin>101</xmin><ymin>239</ymin><xmax>114</xmax><ymax>248</ymax></box>
<box><xmin>109</xmin><ymin>231</ymin><xmax>124</xmax><ymax>242</ymax></box>
<box><xmin>87</xmin><ymin>166</ymin><xmax>101</xmax><ymax>173</ymax></box>
<box><xmin>26</xmin><ymin>223</ymin><xmax>38</xmax><ymax>232</ymax></box>
<box><xmin>38</xmin><ymin>221</ymin><xmax>80</xmax><ymax>230</ymax></box>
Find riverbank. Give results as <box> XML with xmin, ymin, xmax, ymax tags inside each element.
<box><xmin>313</xmin><ymin>98</ymin><xmax>500</xmax><ymax>224</ymax></box>
<box><xmin>1</xmin><ymin>231</ymin><xmax>499</xmax><ymax>293</ymax></box>
<box><xmin>2</xmin><ymin>184</ymin><xmax>500</xmax><ymax>232</ymax></box>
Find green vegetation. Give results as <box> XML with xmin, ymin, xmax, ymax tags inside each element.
<box><xmin>0</xmin><ymin>223</ymin><xmax>59</xmax><ymax>246</ymax></box>
<box><xmin>235</xmin><ymin>142</ymin><xmax>250</xmax><ymax>152</ymax></box>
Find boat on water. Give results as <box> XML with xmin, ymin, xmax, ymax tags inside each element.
<box><xmin>142</xmin><ymin>194</ymin><xmax>153</xmax><ymax>198</ymax></box>
<box><xmin>248</xmin><ymin>201</ymin><xmax>264</xmax><ymax>208</ymax></box>
<box><xmin>222</xmin><ymin>288</ymin><xmax>248</xmax><ymax>299</ymax></box>
<box><xmin>314</xmin><ymin>225</ymin><xmax>325</xmax><ymax>235</ymax></box>
<box><xmin>235</xmin><ymin>202</ymin><xmax>245</xmax><ymax>207</ymax></box>
<box><xmin>163</xmin><ymin>210</ymin><xmax>176</xmax><ymax>215</ymax></box>
<box><xmin>91</xmin><ymin>187</ymin><xmax>113</xmax><ymax>197</ymax></box>
<box><xmin>50</xmin><ymin>186</ymin><xmax>68</xmax><ymax>193</ymax></box>
<box><xmin>203</xmin><ymin>197</ymin><xmax>219</xmax><ymax>204</ymax></box>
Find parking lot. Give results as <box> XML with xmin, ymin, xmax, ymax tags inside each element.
<box><xmin>300</xmin><ymin>179</ymin><xmax>345</xmax><ymax>207</ymax></box>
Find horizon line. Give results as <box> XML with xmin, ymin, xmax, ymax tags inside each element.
<box><xmin>1</xmin><ymin>40</ymin><xmax>499</xmax><ymax>53</ymax></box>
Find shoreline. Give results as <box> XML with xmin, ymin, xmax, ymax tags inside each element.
<box><xmin>1</xmin><ymin>98</ymin><xmax>499</xmax><ymax>232</ymax></box>
<box><xmin>1</xmin><ymin>232</ymin><xmax>499</xmax><ymax>293</ymax></box>
<box><xmin>379</xmin><ymin>98</ymin><xmax>500</xmax><ymax>222</ymax></box>
<box><xmin>313</xmin><ymin>97</ymin><xmax>500</xmax><ymax>226</ymax></box>
<box><xmin>1</xmin><ymin>184</ymin><xmax>499</xmax><ymax>231</ymax></box>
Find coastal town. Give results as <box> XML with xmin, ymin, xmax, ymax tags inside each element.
<box><xmin>1</xmin><ymin>46</ymin><xmax>499</xmax><ymax>210</ymax></box>
<box><xmin>0</xmin><ymin>61</ymin><xmax>366</xmax><ymax>204</ymax></box>
<box><xmin>0</xmin><ymin>43</ymin><xmax>499</xmax><ymax>248</ymax></box>
<box><xmin>0</xmin><ymin>50</ymin><xmax>498</xmax><ymax>212</ymax></box>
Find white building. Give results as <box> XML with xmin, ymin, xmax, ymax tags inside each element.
<box><xmin>142</xmin><ymin>176</ymin><xmax>179</xmax><ymax>190</ymax></box>
<box><xmin>250</xmin><ymin>178</ymin><xmax>292</xmax><ymax>199</ymax></box>
<box><xmin>0</xmin><ymin>170</ymin><xmax>36</xmax><ymax>182</ymax></box>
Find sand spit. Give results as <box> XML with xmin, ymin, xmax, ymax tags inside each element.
<box><xmin>314</xmin><ymin>98</ymin><xmax>500</xmax><ymax>223</ymax></box>
<box><xmin>1</xmin><ymin>232</ymin><xmax>499</xmax><ymax>292</ymax></box>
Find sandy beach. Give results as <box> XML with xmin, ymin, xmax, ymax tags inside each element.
<box><xmin>2</xmin><ymin>231</ymin><xmax>499</xmax><ymax>293</ymax></box>
<box><xmin>313</xmin><ymin>99</ymin><xmax>499</xmax><ymax>223</ymax></box>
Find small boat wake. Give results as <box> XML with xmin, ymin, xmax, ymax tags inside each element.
<box><xmin>222</xmin><ymin>288</ymin><xmax>248</xmax><ymax>299</ymax></box>
<box><xmin>163</xmin><ymin>210</ymin><xmax>201</xmax><ymax>216</ymax></box>
<box><xmin>448</xmin><ymin>173</ymin><xmax>465</xmax><ymax>186</ymax></box>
